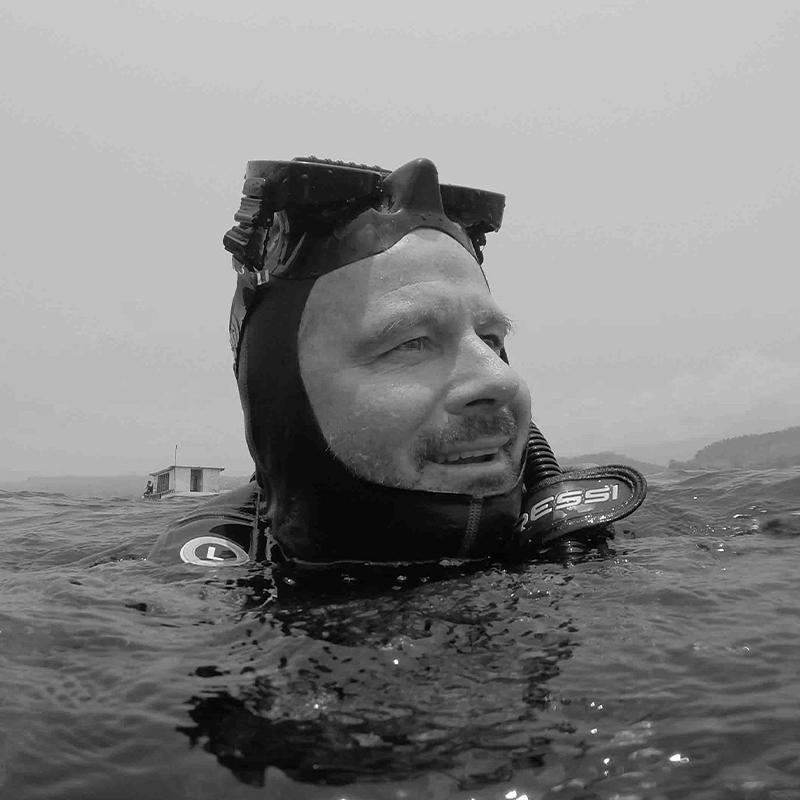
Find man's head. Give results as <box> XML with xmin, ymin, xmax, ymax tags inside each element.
<box><xmin>218</xmin><ymin>157</ymin><xmax>648</xmax><ymax>563</ymax></box>
<box><xmin>228</xmin><ymin>156</ymin><xmax>532</xmax><ymax>556</ymax></box>
<box><xmin>298</xmin><ymin>228</ymin><xmax>531</xmax><ymax>497</ymax></box>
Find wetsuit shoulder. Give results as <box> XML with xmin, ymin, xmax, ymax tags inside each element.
<box><xmin>148</xmin><ymin>481</ymin><xmax>260</xmax><ymax>566</ymax></box>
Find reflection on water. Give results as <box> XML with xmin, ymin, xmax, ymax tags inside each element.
<box><xmin>178</xmin><ymin>566</ymin><xmax>578</xmax><ymax>789</ymax></box>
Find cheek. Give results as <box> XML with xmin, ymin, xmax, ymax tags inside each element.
<box><xmin>313</xmin><ymin>369</ymin><xmax>439</xmax><ymax>448</ymax></box>
<box><xmin>514</xmin><ymin>379</ymin><xmax>532</xmax><ymax>421</ymax></box>
<box><xmin>510</xmin><ymin>382</ymin><xmax>533</xmax><ymax>455</ymax></box>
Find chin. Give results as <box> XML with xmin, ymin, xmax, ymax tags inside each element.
<box><xmin>416</xmin><ymin>463</ymin><xmax>521</xmax><ymax>497</ymax></box>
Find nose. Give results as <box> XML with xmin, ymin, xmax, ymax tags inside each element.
<box><xmin>444</xmin><ymin>335</ymin><xmax>522</xmax><ymax>416</ymax></box>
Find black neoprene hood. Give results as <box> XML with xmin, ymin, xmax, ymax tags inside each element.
<box><xmin>226</xmin><ymin>157</ymin><xmax>524</xmax><ymax>564</ymax></box>
<box><xmin>226</xmin><ymin>157</ymin><xmax>505</xmax><ymax>371</ymax></box>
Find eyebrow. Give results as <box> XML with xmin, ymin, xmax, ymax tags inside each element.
<box><xmin>364</xmin><ymin>303</ymin><xmax>515</xmax><ymax>345</ymax></box>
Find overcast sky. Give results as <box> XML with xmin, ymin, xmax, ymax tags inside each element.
<box><xmin>2</xmin><ymin>0</ymin><xmax>798</xmax><ymax>478</ymax></box>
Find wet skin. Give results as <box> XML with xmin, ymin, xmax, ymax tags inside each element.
<box><xmin>298</xmin><ymin>229</ymin><xmax>531</xmax><ymax>497</ymax></box>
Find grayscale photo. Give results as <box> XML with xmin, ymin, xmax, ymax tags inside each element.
<box><xmin>1</xmin><ymin>2</ymin><xmax>798</xmax><ymax>799</ymax></box>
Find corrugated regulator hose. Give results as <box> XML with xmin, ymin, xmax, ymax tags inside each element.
<box><xmin>524</xmin><ymin>420</ymin><xmax>562</xmax><ymax>483</ymax></box>
<box><xmin>523</xmin><ymin>420</ymin><xmax>586</xmax><ymax>558</ymax></box>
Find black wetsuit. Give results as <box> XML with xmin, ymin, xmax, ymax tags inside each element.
<box><xmin>149</xmin><ymin>481</ymin><xmax>260</xmax><ymax>566</ymax></box>
<box><xmin>148</xmin><ymin>469</ymin><xmax>527</xmax><ymax>567</ymax></box>
<box><xmin>148</xmin><ymin>452</ymin><xmax>647</xmax><ymax>567</ymax></box>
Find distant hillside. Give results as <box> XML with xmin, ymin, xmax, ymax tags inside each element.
<box><xmin>0</xmin><ymin>473</ymin><xmax>253</xmax><ymax>499</ymax></box>
<box><xmin>560</xmin><ymin>452</ymin><xmax>666</xmax><ymax>475</ymax></box>
<box><xmin>669</xmin><ymin>426</ymin><xmax>800</xmax><ymax>469</ymax></box>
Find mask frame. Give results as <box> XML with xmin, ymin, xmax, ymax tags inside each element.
<box><xmin>223</xmin><ymin>157</ymin><xmax>506</xmax><ymax>273</ymax></box>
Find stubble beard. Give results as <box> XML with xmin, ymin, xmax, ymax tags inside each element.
<box><xmin>326</xmin><ymin>409</ymin><xmax>523</xmax><ymax>497</ymax></box>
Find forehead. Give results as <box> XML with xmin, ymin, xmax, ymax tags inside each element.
<box><xmin>299</xmin><ymin>230</ymin><xmax>496</xmax><ymax>342</ymax></box>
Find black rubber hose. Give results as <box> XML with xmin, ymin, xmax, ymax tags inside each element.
<box><xmin>524</xmin><ymin>420</ymin><xmax>561</xmax><ymax>484</ymax></box>
<box><xmin>556</xmin><ymin>538</ymin><xmax>587</xmax><ymax>558</ymax></box>
<box><xmin>524</xmin><ymin>421</ymin><xmax>589</xmax><ymax>559</ymax></box>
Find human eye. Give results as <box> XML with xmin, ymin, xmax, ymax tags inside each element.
<box><xmin>393</xmin><ymin>336</ymin><xmax>430</xmax><ymax>352</ymax></box>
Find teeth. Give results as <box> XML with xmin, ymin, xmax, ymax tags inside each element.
<box><xmin>433</xmin><ymin>449</ymin><xmax>498</xmax><ymax>464</ymax></box>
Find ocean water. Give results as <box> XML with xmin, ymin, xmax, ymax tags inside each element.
<box><xmin>1</xmin><ymin>468</ymin><xmax>800</xmax><ymax>800</ymax></box>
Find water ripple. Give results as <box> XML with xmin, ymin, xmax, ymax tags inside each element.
<box><xmin>1</xmin><ymin>469</ymin><xmax>799</xmax><ymax>798</ymax></box>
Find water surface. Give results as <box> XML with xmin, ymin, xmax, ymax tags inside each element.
<box><xmin>2</xmin><ymin>468</ymin><xmax>799</xmax><ymax>799</ymax></box>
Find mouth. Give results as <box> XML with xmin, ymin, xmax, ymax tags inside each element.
<box><xmin>428</xmin><ymin>439</ymin><xmax>511</xmax><ymax>466</ymax></box>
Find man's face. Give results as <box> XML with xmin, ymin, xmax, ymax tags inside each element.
<box><xmin>298</xmin><ymin>230</ymin><xmax>531</xmax><ymax>497</ymax></box>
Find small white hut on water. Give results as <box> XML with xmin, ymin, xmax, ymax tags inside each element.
<box><xmin>143</xmin><ymin>465</ymin><xmax>224</xmax><ymax>500</ymax></box>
